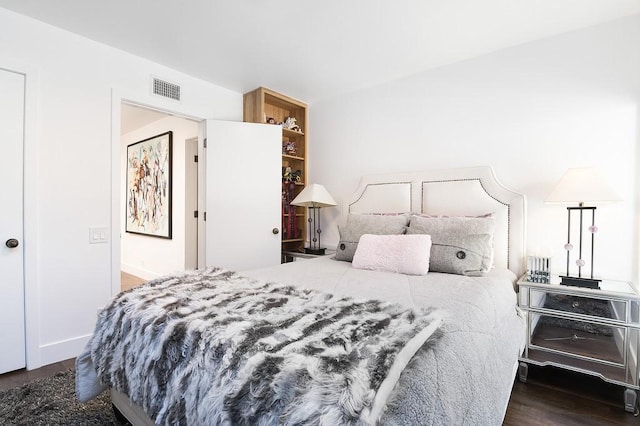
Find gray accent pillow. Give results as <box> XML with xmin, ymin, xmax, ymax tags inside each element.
<box><xmin>406</xmin><ymin>215</ymin><xmax>495</xmax><ymax>276</ymax></box>
<box><xmin>335</xmin><ymin>214</ymin><xmax>409</xmax><ymax>262</ymax></box>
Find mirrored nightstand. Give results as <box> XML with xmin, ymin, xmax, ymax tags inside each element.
<box><xmin>517</xmin><ymin>275</ymin><xmax>640</xmax><ymax>413</ymax></box>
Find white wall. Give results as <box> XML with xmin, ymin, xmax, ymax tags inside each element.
<box><xmin>120</xmin><ymin>116</ymin><xmax>199</xmax><ymax>280</ymax></box>
<box><xmin>0</xmin><ymin>8</ymin><xmax>242</xmax><ymax>368</ymax></box>
<box><xmin>310</xmin><ymin>15</ymin><xmax>640</xmax><ymax>284</ymax></box>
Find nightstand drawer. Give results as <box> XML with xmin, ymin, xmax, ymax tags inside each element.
<box><xmin>525</xmin><ymin>346</ymin><xmax>637</xmax><ymax>387</ymax></box>
<box><xmin>527</xmin><ymin>289</ymin><xmax>628</xmax><ymax>322</ymax></box>
<box><xmin>530</xmin><ymin>312</ymin><xmax>625</xmax><ymax>365</ymax></box>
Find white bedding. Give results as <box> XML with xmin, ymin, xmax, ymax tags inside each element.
<box><xmin>90</xmin><ymin>256</ymin><xmax>524</xmax><ymax>425</ymax></box>
<box><xmin>244</xmin><ymin>256</ymin><xmax>518</xmax><ymax>315</ymax></box>
<box><xmin>91</xmin><ymin>165</ymin><xmax>526</xmax><ymax>425</ymax></box>
<box><xmin>86</xmin><ymin>256</ymin><xmax>524</xmax><ymax>425</ymax></box>
<box><xmin>243</xmin><ymin>256</ymin><xmax>525</xmax><ymax>425</ymax></box>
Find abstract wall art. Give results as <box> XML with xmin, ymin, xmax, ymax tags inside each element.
<box><xmin>126</xmin><ymin>131</ymin><xmax>173</xmax><ymax>239</ymax></box>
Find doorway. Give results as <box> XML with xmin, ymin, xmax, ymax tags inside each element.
<box><xmin>119</xmin><ymin>102</ymin><xmax>199</xmax><ymax>290</ymax></box>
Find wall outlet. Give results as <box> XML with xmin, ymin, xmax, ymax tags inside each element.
<box><xmin>89</xmin><ymin>227</ymin><xmax>109</xmax><ymax>244</ymax></box>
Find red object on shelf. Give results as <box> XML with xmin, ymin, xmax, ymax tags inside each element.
<box><xmin>282</xmin><ymin>181</ymin><xmax>299</xmax><ymax>239</ymax></box>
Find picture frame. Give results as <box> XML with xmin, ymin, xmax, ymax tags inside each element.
<box><xmin>125</xmin><ymin>131</ymin><xmax>173</xmax><ymax>239</ymax></box>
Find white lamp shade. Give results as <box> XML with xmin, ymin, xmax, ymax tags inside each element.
<box><xmin>291</xmin><ymin>184</ymin><xmax>337</xmax><ymax>207</ymax></box>
<box><xmin>545</xmin><ymin>167</ymin><xmax>621</xmax><ymax>204</ymax></box>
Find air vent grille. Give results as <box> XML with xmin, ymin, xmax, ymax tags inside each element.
<box><xmin>152</xmin><ymin>77</ymin><xmax>181</xmax><ymax>101</ymax></box>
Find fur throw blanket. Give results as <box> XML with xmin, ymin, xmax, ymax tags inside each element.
<box><xmin>77</xmin><ymin>268</ymin><xmax>443</xmax><ymax>425</ymax></box>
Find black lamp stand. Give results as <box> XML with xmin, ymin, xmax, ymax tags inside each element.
<box><xmin>560</xmin><ymin>203</ymin><xmax>601</xmax><ymax>289</ymax></box>
<box><xmin>304</xmin><ymin>206</ymin><xmax>325</xmax><ymax>255</ymax></box>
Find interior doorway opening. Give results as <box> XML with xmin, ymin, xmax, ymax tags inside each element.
<box><xmin>119</xmin><ymin>102</ymin><xmax>200</xmax><ymax>291</ymax></box>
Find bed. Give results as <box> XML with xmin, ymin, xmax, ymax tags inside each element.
<box><xmin>76</xmin><ymin>166</ymin><xmax>527</xmax><ymax>425</ymax></box>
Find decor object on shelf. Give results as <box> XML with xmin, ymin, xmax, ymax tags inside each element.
<box><xmin>291</xmin><ymin>184</ymin><xmax>337</xmax><ymax>255</ymax></box>
<box><xmin>282</xmin><ymin>182</ymin><xmax>299</xmax><ymax>240</ymax></box>
<box><xmin>282</xmin><ymin>166</ymin><xmax>302</xmax><ymax>183</ymax></box>
<box><xmin>283</xmin><ymin>117</ymin><xmax>301</xmax><ymax>132</ymax></box>
<box><xmin>125</xmin><ymin>131</ymin><xmax>172</xmax><ymax>239</ymax></box>
<box><xmin>282</xmin><ymin>167</ymin><xmax>303</xmax><ymax>240</ymax></box>
<box><xmin>526</xmin><ymin>256</ymin><xmax>551</xmax><ymax>283</ymax></box>
<box><xmin>283</xmin><ymin>140</ymin><xmax>297</xmax><ymax>156</ymax></box>
<box><xmin>545</xmin><ymin>167</ymin><xmax>620</xmax><ymax>288</ymax></box>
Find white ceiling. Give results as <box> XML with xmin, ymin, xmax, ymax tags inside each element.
<box><xmin>1</xmin><ymin>0</ymin><xmax>639</xmax><ymax>104</ymax></box>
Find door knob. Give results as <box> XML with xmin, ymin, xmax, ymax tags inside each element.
<box><xmin>5</xmin><ymin>238</ymin><xmax>19</xmax><ymax>248</ymax></box>
<box><xmin>272</xmin><ymin>228</ymin><xmax>280</xmax><ymax>235</ymax></box>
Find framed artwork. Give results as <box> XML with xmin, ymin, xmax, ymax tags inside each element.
<box><xmin>125</xmin><ymin>131</ymin><xmax>173</xmax><ymax>239</ymax></box>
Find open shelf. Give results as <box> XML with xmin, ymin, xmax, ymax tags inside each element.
<box><xmin>244</xmin><ymin>87</ymin><xmax>308</xmax><ymax>257</ymax></box>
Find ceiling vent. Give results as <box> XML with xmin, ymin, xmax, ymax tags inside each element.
<box><xmin>151</xmin><ymin>77</ymin><xmax>181</xmax><ymax>101</ymax></box>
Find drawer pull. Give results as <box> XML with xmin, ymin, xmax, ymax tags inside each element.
<box><xmin>544</xmin><ymin>333</ymin><xmax>594</xmax><ymax>342</ymax></box>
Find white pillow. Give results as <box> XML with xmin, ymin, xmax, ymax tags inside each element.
<box><xmin>352</xmin><ymin>234</ymin><xmax>432</xmax><ymax>275</ymax></box>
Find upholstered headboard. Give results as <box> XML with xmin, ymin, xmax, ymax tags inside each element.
<box><xmin>345</xmin><ymin>166</ymin><xmax>527</xmax><ymax>277</ymax></box>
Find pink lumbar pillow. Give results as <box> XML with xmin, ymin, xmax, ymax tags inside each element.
<box><xmin>352</xmin><ymin>234</ymin><xmax>432</xmax><ymax>275</ymax></box>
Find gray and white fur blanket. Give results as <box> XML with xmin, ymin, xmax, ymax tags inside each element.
<box><xmin>76</xmin><ymin>268</ymin><xmax>443</xmax><ymax>425</ymax></box>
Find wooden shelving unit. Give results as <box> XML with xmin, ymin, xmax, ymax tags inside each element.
<box><xmin>243</xmin><ymin>87</ymin><xmax>308</xmax><ymax>255</ymax></box>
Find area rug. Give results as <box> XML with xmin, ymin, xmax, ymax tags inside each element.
<box><xmin>0</xmin><ymin>370</ymin><xmax>124</xmax><ymax>425</ymax></box>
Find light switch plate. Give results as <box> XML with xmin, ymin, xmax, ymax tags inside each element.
<box><xmin>89</xmin><ymin>227</ymin><xmax>109</xmax><ymax>244</ymax></box>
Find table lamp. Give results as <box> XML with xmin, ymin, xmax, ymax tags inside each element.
<box><xmin>545</xmin><ymin>167</ymin><xmax>620</xmax><ymax>288</ymax></box>
<box><xmin>291</xmin><ymin>184</ymin><xmax>337</xmax><ymax>255</ymax></box>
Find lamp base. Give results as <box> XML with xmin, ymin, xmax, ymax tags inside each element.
<box><xmin>559</xmin><ymin>275</ymin><xmax>601</xmax><ymax>289</ymax></box>
<box><xmin>304</xmin><ymin>247</ymin><xmax>326</xmax><ymax>255</ymax></box>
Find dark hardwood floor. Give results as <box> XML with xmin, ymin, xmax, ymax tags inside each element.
<box><xmin>0</xmin><ymin>358</ymin><xmax>76</xmax><ymax>392</ymax></box>
<box><xmin>504</xmin><ymin>364</ymin><xmax>638</xmax><ymax>425</ymax></box>
<box><xmin>1</xmin><ymin>359</ymin><xmax>638</xmax><ymax>424</ymax></box>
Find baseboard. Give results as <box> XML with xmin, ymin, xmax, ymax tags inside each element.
<box><xmin>120</xmin><ymin>263</ymin><xmax>160</xmax><ymax>281</ymax></box>
<box><xmin>36</xmin><ymin>333</ymin><xmax>92</xmax><ymax>369</ymax></box>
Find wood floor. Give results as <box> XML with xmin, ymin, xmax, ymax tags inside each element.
<box><xmin>0</xmin><ymin>357</ymin><xmax>76</xmax><ymax>392</ymax></box>
<box><xmin>1</xmin><ymin>357</ymin><xmax>637</xmax><ymax>424</ymax></box>
<box><xmin>503</xmin><ymin>364</ymin><xmax>638</xmax><ymax>425</ymax></box>
<box><xmin>121</xmin><ymin>271</ymin><xmax>147</xmax><ymax>292</ymax></box>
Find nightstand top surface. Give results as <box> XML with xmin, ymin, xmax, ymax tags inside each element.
<box><xmin>282</xmin><ymin>249</ymin><xmax>335</xmax><ymax>259</ymax></box>
<box><xmin>518</xmin><ymin>274</ymin><xmax>639</xmax><ymax>300</ymax></box>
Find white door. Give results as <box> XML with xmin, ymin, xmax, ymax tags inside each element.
<box><xmin>0</xmin><ymin>68</ymin><xmax>26</xmax><ymax>374</ymax></box>
<box><xmin>204</xmin><ymin>120</ymin><xmax>281</xmax><ymax>271</ymax></box>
